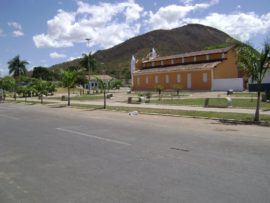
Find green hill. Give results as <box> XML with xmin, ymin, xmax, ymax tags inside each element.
<box><xmin>50</xmin><ymin>24</ymin><xmax>233</xmax><ymax>79</ymax></box>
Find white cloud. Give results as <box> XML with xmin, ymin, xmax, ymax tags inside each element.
<box><xmin>183</xmin><ymin>12</ymin><xmax>270</xmax><ymax>41</ymax></box>
<box><xmin>144</xmin><ymin>0</ymin><xmax>270</xmax><ymax>42</ymax></box>
<box><xmin>8</xmin><ymin>21</ymin><xmax>24</xmax><ymax>37</ymax></box>
<box><xmin>145</xmin><ymin>0</ymin><xmax>219</xmax><ymax>30</ymax></box>
<box><xmin>33</xmin><ymin>10</ymin><xmax>76</xmax><ymax>48</ymax></box>
<box><xmin>13</xmin><ymin>30</ymin><xmax>24</xmax><ymax>37</ymax></box>
<box><xmin>33</xmin><ymin>0</ymin><xmax>143</xmax><ymax>49</ymax></box>
<box><xmin>49</xmin><ymin>52</ymin><xmax>67</xmax><ymax>59</ymax></box>
<box><xmin>8</xmin><ymin>22</ymin><xmax>22</xmax><ymax>30</ymax></box>
<box><xmin>33</xmin><ymin>0</ymin><xmax>270</xmax><ymax>50</ymax></box>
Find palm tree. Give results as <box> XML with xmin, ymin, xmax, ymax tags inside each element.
<box><xmin>80</xmin><ymin>53</ymin><xmax>96</xmax><ymax>92</ymax></box>
<box><xmin>61</xmin><ymin>69</ymin><xmax>79</xmax><ymax>106</ymax></box>
<box><xmin>236</xmin><ymin>41</ymin><xmax>270</xmax><ymax>122</ymax></box>
<box><xmin>96</xmin><ymin>77</ymin><xmax>111</xmax><ymax>109</ymax></box>
<box><xmin>8</xmin><ymin>55</ymin><xmax>29</xmax><ymax>78</ymax></box>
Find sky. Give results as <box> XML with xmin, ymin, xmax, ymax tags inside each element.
<box><xmin>0</xmin><ymin>0</ymin><xmax>269</xmax><ymax>76</ymax></box>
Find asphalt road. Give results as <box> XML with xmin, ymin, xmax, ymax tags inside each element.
<box><xmin>0</xmin><ymin>103</ymin><xmax>270</xmax><ymax>203</ymax></box>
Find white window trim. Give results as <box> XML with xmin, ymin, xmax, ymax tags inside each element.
<box><xmin>182</xmin><ymin>57</ymin><xmax>185</xmax><ymax>63</ymax></box>
<box><xmin>194</xmin><ymin>56</ymin><xmax>197</xmax><ymax>62</ymax></box>
<box><xmin>206</xmin><ymin>55</ymin><xmax>210</xmax><ymax>60</ymax></box>
<box><xmin>161</xmin><ymin>61</ymin><xmax>164</xmax><ymax>66</ymax></box>
<box><xmin>171</xmin><ymin>59</ymin><xmax>174</xmax><ymax>65</ymax></box>
<box><xmin>145</xmin><ymin>76</ymin><xmax>149</xmax><ymax>84</ymax></box>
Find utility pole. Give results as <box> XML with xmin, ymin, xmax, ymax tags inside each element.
<box><xmin>85</xmin><ymin>38</ymin><xmax>91</xmax><ymax>94</ymax></box>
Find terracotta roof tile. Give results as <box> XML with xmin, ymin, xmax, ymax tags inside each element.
<box><xmin>143</xmin><ymin>46</ymin><xmax>233</xmax><ymax>63</ymax></box>
<box><xmin>86</xmin><ymin>75</ymin><xmax>113</xmax><ymax>80</ymax></box>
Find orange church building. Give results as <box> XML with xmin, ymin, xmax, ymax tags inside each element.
<box><xmin>131</xmin><ymin>47</ymin><xmax>244</xmax><ymax>91</ymax></box>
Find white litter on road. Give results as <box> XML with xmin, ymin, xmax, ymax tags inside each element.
<box><xmin>128</xmin><ymin>111</ymin><xmax>139</xmax><ymax>116</ymax></box>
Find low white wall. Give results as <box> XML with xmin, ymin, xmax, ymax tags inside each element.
<box><xmin>263</xmin><ymin>70</ymin><xmax>270</xmax><ymax>83</ymax></box>
<box><xmin>212</xmin><ymin>78</ymin><xmax>243</xmax><ymax>91</ymax></box>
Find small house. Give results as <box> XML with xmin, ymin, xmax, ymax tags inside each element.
<box><xmin>85</xmin><ymin>75</ymin><xmax>113</xmax><ymax>90</ymax></box>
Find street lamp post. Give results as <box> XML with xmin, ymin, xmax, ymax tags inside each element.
<box><xmin>85</xmin><ymin>38</ymin><xmax>91</xmax><ymax>94</ymax></box>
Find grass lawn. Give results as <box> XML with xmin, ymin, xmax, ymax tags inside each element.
<box><xmin>56</xmin><ymin>87</ymin><xmax>84</xmax><ymax>94</ymax></box>
<box><xmin>72</xmin><ymin>95</ymin><xmax>104</xmax><ymax>101</ymax></box>
<box><xmin>153</xmin><ymin>98</ymin><xmax>270</xmax><ymax>109</ymax></box>
<box><xmin>70</xmin><ymin>103</ymin><xmax>270</xmax><ymax>123</ymax></box>
<box><xmin>232</xmin><ymin>92</ymin><xmax>257</xmax><ymax>97</ymax></box>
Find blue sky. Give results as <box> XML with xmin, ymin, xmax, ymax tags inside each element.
<box><xmin>0</xmin><ymin>0</ymin><xmax>269</xmax><ymax>76</ymax></box>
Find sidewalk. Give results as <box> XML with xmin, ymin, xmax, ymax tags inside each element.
<box><xmin>76</xmin><ymin>100</ymin><xmax>270</xmax><ymax>115</ymax></box>
<box><xmin>21</xmin><ymin>97</ymin><xmax>270</xmax><ymax>116</ymax></box>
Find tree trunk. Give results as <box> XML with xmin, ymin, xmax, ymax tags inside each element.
<box><xmin>254</xmin><ymin>89</ymin><xmax>261</xmax><ymax>122</ymax></box>
<box><xmin>3</xmin><ymin>90</ymin><xmax>6</xmax><ymax>101</ymax></box>
<box><xmin>14</xmin><ymin>83</ymin><xmax>18</xmax><ymax>101</ymax></box>
<box><xmin>103</xmin><ymin>90</ymin><xmax>106</xmax><ymax>109</ymax></box>
<box><xmin>41</xmin><ymin>94</ymin><xmax>43</xmax><ymax>104</ymax></box>
<box><xmin>68</xmin><ymin>87</ymin><xmax>71</xmax><ymax>106</ymax></box>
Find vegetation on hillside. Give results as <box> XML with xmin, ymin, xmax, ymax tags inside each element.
<box><xmin>50</xmin><ymin>24</ymin><xmax>233</xmax><ymax>80</ymax></box>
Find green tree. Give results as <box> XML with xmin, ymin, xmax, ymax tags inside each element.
<box><xmin>173</xmin><ymin>84</ymin><xmax>183</xmax><ymax>97</ymax></box>
<box><xmin>111</xmin><ymin>79</ymin><xmax>123</xmax><ymax>90</ymax></box>
<box><xmin>8</xmin><ymin>55</ymin><xmax>29</xmax><ymax>78</ymax></box>
<box><xmin>47</xmin><ymin>82</ymin><xmax>56</xmax><ymax>95</ymax></box>
<box><xmin>18</xmin><ymin>75</ymin><xmax>32</xmax><ymax>83</ymax></box>
<box><xmin>236</xmin><ymin>41</ymin><xmax>270</xmax><ymax>122</ymax></box>
<box><xmin>33</xmin><ymin>79</ymin><xmax>50</xmax><ymax>104</ymax></box>
<box><xmin>17</xmin><ymin>85</ymin><xmax>32</xmax><ymax>103</ymax></box>
<box><xmin>80</xmin><ymin>53</ymin><xmax>96</xmax><ymax>92</ymax></box>
<box><xmin>32</xmin><ymin>66</ymin><xmax>53</xmax><ymax>81</ymax></box>
<box><xmin>121</xmin><ymin>68</ymin><xmax>131</xmax><ymax>83</ymax></box>
<box><xmin>0</xmin><ymin>76</ymin><xmax>16</xmax><ymax>100</ymax></box>
<box><xmin>61</xmin><ymin>69</ymin><xmax>79</xmax><ymax>106</ymax></box>
<box><xmin>155</xmin><ymin>85</ymin><xmax>164</xmax><ymax>101</ymax></box>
